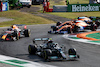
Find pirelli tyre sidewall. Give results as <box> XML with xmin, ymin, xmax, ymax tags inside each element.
<box><xmin>72</xmin><ymin>25</ymin><xmax>79</xmax><ymax>33</ymax></box>
<box><xmin>43</xmin><ymin>49</ymin><xmax>52</xmax><ymax>61</ymax></box>
<box><xmin>56</xmin><ymin>22</ymin><xmax>62</xmax><ymax>26</ymax></box>
<box><xmin>24</xmin><ymin>29</ymin><xmax>30</xmax><ymax>37</ymax></box>
<box><xmin>28</xmin><ymin>45</ymin><xmax>37</xmax><ymax>55</ymax></box>
<box><xmin>51</xmin><ymin>25</ymin><xmax>55</xmax><ymax>29</ymax></box>
<box><xmin>16</xmin><ymin>33</ymin><xmax>19</xmax><ymax>40</ymax></box>
<box><xmin>90</xmin><ymin>24</ymin><xmax>96</xmax><ymax>31</ymax></box>
<box><xmin>67</xmin><ymin>27</ymin><xmax>71</xmax><ymax>34</ymax></box>
<box><xmin>53</xmin><ymin>26</ymin><xmax>58</xmax><ymax>31</ymax></box>
<box><xmin>13</xmin><ymin>31</ymin><xmax>20</xmax><ymax>41</ymax></box>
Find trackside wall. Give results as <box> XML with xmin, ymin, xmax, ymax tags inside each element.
<box><xmin>67</xmin><ymin>4</ymin><xmax>100</xmax><ymax>12</ymax></box>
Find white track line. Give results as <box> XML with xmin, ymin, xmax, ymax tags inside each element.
<box><xmin>0</xmin><ymin>55</ymin><xmax>57</xmax><ymax>67</ymax></box>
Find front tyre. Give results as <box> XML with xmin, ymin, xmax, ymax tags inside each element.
<box><xmin>43</xmin><ymin>49</ymin><xmax>52</xmax><ymax>61</ymax></box>
<box><xmin>28</xmin><ymin>45</ymin><xmax>37</xmax><ymax>55</ymax></box>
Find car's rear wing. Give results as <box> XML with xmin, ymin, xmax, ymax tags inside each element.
<box><xmin>13</xmin><ymin>24</ymin><xmax>25</xmax><ymax>26</ymax></box>
<box><xmin>34</xmin><ymin>38</ymin><xmax>50</xmax><ymax>41</ymax></box>
<box><xmin>13</xmin><ymin>24</ymin><xmax>27</xmax><ymax>29</ymax></box>
<box><xmin>33</xmin><ymin>38</ymin><xmax>52</xmax><ymax>44</ymax></box>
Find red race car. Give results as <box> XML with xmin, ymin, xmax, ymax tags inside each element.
<box><xmin>1</xmin><ymin>24</ymin><xmax>30</xmax><ymax>41</ymax></box>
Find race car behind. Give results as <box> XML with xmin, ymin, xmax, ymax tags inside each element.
<box><xmin>48</xmin><ymin>20</ymin><xmax>97</xmax><ymax>34</ymax></box>
<box><xmin>1</xmin><ymin>24</ymin><xmax>30</xmax><ymax>41</ymax></box>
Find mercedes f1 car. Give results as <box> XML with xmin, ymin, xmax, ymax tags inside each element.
<box><xmin>1</xmin><ymin>24</ymin><xmax>30</xmax><ymax>41</ymax></box>
<box><xmin>28</xmin><ymin>38</ymin><xmax>80</xmax><ymax>61</ymax></box>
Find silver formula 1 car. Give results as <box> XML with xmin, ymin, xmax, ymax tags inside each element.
<box><xmin>28</xmin><ymin>38</ymin><xmax>80</xmax><ymax>61</ymax></box>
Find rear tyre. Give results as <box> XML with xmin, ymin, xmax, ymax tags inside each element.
<box><xmin>48</xmin><ymin>31</ymin><xmax>51</xmax><ymax>34</ymax></box>
<box><xmin>28</xmin><ymin>45</ymin><xmax>37</xmax><ymax>55</ymax></box>
<box><xmin>73</xmin><ymin>25</ymin><xmax>78</xmax><ymax>33</ymax></box>
<box><xmin>51</xmin><ymin>25</ymin><xmax>55</xmax><ymax>29</ymax></box>
<box><xmin>67</xmin><ymin>27</ymin><xmax>71</xmax><ymax>34</ymax></box>
<box><xmin>90</xmin><ymin>24</ymin><xmax>96</xmax><ymax>31</ymax></box>
<box><xmin>24</xmin><ymin>29</ymin><xmax>30</xmax><ymax>37</ymax></box>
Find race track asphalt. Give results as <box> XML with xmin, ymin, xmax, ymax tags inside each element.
<box><xmin>0</xmin><ymin>24</ymin><xmax>100</xmax><ymax>67</ymax></box>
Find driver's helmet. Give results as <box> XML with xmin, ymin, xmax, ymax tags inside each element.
<box><xmin>47</xmin><ymin>38</ymin><xmax>53</xmax><ymax>44</ymax></box>
<box><xmin>72</xmin><ymin>23</ymin><xmax>75</xmax><ymax>26</ymax></box>
<box><xmin>47</xmin><ymin>40</ymin><xmax>53</xmax><ymax>44</ymax></box>
<box><xmin>56</xmin><ymin>21</ymin><xmax>62</xmax><ymax>26</ymax></box>
<box><xmin>47</xmin><ymin>38</ymin><xmax>53</xmax><ymax>47</ymax></box>
<box><xmin>11</xmin><ymin>25</ymin><xmax>18</xmax><ymax>29</ymax></box>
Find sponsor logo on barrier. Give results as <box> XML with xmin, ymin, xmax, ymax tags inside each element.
<box><xmin>2</xmin><ymin>4</ymin><xmax>7</xmax><ymax>11</ymax></box>
<box><xmin>72</xmin><ymin>4</ymin><xmax>99</xmax><ymax>12</ymax></box>
<box><xmin>68</xmin><ymin>4</ymin><xmax>100</xmax><ymax>12</ymax></box>
<box><xmin>2</xmin><ymin>2</ymin><xmax>8</xmax><ymax>11</ymax></box>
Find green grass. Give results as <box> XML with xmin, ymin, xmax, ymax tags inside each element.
<box><xmin>49</xmin><ymin>0</ymin><xmax>89</xmax><ymax>7</ymax></box>
<box><xmin>86</xmin><ymin>33</ymin><xmax>100</xmax><ymax>40</ymax></box>
<box><xmin>69</xmin><ymin>0</ymin><xmax>89</xmax><ymax>4</ymax></box>
<box><xmin>48</xmin><ymin>12</ymin><xmax>100</xmax><ymax>19</ymax></box>
<box><xmin>0</xmin><ymin>10</ymin><xmax>55</xmax><ymax>27</ymax></box>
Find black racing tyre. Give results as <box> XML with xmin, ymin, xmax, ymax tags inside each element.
<box><xmin>51</xmin><ymin>25</ymin><xmax>55</xmax><ymax>29</ymax></box>
<box><xmin>53</xmin><ymin>26</ymin><xmax>58</xmax><ymax>31</ymax></box>
<box><xmin>24</xmin><ymin>29</ymin><xmax>30</xmax><ymax>37</ymax></box>
<box><xmin>95</xmin><ymin>22</ymin><xmax>100</xmax><ymax>27</ymax></box>
<box><xmin>56</xmin><ymin>22</ymin><xmax>62</xmax><ymax>26</ymax></box>
<box><xmin>73</xmin><ymin>25</ymin><xmax>78</xmax><ymax>33</ymax></box>
<box><xmin>28</xmin><ymin>45</ymin><xmax>37</xmax><ymax>55</ymax></box>
<box><xmin>48</xmin><ymin>31</ymin><xmax>51</xmax><ymax>34</ymax></box>
<box><xmin>90</xmin><ymin>24</ymin><xmax>96</xmax><ymax>31</ymax></box>
<box><xmin>16</xmin><ymin>33</ymin><xmax>19</xmax><ymax>40</ymax></box>
<box><xmin>67</xmin><ymin>27</ymin><xmax>71</xmax><ymax>34</ymax></box>
<box><xmin>43</xmin><ymin>49</ymin><xmax>52</xmax><ymax>61</ymax></box>
<box><xmin>13</xmin><ymin>30</ymin><xmax>19</xmax><ymax>40</ymax></box>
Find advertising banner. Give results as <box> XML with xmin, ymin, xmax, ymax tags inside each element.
<box><xmin>0</xmin><ymin>2</ymin><xmax>1</xmax><ymax>11</ymax></box>
<box><xmin>2</xmin><ymin>2</ymin><xmax>9</xmax><ymax>11</ymax></box>
<box><xmin>68</xmin><ymin>4</ymin><xmax>100</xmax><ymax>12</ymax></box>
